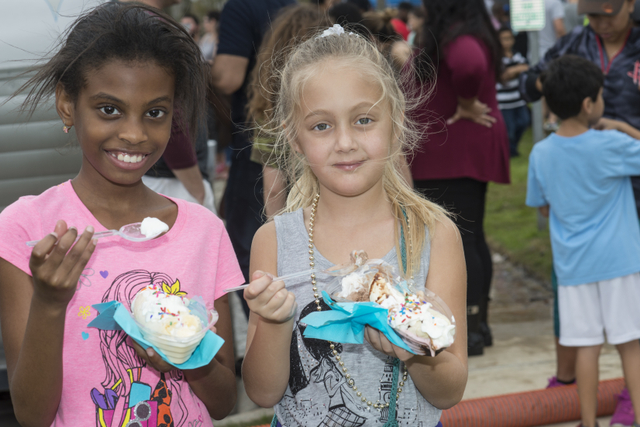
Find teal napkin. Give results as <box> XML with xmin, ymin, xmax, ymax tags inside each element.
<box><xmin>300</xmin><ymin>291</ymin><xmax>414</xmax><ymax>353</ymax></box>
<box><xmin>88</xmin><ymin>301</ymin><xmax>224</xmax><ymax>369</ymax></box>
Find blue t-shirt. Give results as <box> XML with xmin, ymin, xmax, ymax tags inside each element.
<box><xmin>526</xmin><ymin>129</ymin><xmax>640</xmax><ymax>286</ymax></box>
<box><xmin>521</xmin><ymin>25</ymin><xmax>640</xmax><ymax>215</ymax></box>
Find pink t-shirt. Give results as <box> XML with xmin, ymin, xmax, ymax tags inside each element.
<box><xmin>0</xmin><ymin>181</ymin><xmax>244</xmax><ymax>427</ymax></box>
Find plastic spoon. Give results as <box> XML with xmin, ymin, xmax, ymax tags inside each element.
<box><xmin>26</xmin><ymin>222</ymin><xmax>162</xmax><ymax>247</ymax></box>
<box><xmin>223</xmin><ymin>259</ymin><xmax>364</xmax><ymax>293</ymax></box>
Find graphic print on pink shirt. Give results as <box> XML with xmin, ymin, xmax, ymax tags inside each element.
<box><xmin>91</xmin><ymin>269</ymin><xmax>199</xmax><ymax>427</ymax></box>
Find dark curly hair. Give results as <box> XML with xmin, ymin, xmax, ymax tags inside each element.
<box><xmin>17</xmin><ymin>2</ymin><xmax>209</xmax><ymax>140</ymax></box>
<box><xmin>541</xmin><ymin>55</ymin><xmax>603</xmax><ymax>120</ymax></box>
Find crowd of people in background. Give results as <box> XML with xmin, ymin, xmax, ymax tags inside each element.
<box><xmin>3</xmin><ymin>0</ymin><xmax>640</xmax><ymax>426</ymax></box>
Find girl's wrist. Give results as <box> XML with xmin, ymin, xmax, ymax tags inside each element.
<box><xmin>260</xmin><ymin>314</ymin><xmax>296</xmax><ymax>327</ymax></box>
<box><xmin>457</xmin><ymin>96</ymin><xmax>477</xmax><ymax>108</ymax></box>
<box><xmin>30</xmin><ymin>292</ymin><xmax>69</xmax><ymax>317</ymax></box>
<box><xmin>184</xmin><ymin>356</ymin><xmax>220</xmax><ymax>380</ymax></box>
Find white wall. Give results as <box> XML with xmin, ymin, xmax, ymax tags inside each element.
<box><xmin>0</xmin><ymin>0</ymin><xmax>103</xmax><ymax>71</ymax></box>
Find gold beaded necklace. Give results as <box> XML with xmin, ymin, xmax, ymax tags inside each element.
<box><xmin>307</xmin><ymin>193</ymin><xmax>408</xmax><ymax>410</ymax></box>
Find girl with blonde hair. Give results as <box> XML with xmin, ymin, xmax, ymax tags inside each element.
<box><xmin>242</xmin><ymin>24</ymin><xmax>468</xmax><ymax>426</ymax></box>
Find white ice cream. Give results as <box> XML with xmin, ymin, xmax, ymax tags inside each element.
<box><xmin>140</xmin><ymin>217</ymin><xmax>169</xmax><ymax>238</ymax></box>
<box><xmin>336</xmin><ymin>272</ymin><xmax>369</xmax><ymax>299</ymax></box>
<box><xmin>368</xmin><ymin>275</ymin><xmax>404</xmax><ymax>309</ymax></box>
<box><xmin>132</xmin><ymin>285</ymin><xmax>204</xmax><ymax>339</ymax></box>
<box><xmin>388</xmin><ymin>294</ymin><xmax>456</xmax><ymax>350</ymax></box>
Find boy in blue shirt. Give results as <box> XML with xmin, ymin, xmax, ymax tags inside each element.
<box><xmin>527</xmin><ymin>55</ymin><xmax>640</xmax><ymax>427</ymax></box>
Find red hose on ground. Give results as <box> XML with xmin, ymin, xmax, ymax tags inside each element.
<box><xmin>440</xmin><ymin>377</ymin><xmax>624</xmax><ymax>427</ymax></box>
<box><xmin>248</xmin><ymin>378</ymin><xmax>624</xmax><ymax>427</ymax></box>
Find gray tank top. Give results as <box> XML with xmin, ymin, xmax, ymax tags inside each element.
<box><xmin>273</xmin><ymin>209</ymin><xmax>441</xmax><ymax>427</ymax></box>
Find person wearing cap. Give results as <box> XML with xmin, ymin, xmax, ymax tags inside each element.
<box><xmin>520</xmin><ymin>1</ymin><xmax>640</xmax><ymax>426</ymax></box>
<box><xmin>522</xmin><ymin>0</ymin><xmax>640</xmax><ymax>140</ymax></box>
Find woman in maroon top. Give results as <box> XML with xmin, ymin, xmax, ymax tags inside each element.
<box><xmin>411</xmin><ymin>0</ymin><xmax>510</xmax><ymax>356</ymax></box>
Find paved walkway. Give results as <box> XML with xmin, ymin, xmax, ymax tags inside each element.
<box><xmin>467</xmin><ymin>253</ymin><xmax>623</xmax><ymax>398</ymax></box>
<box><xmin>463</xmin><ymin>254</ymin><xmax>622</xmax><ymax>427</ymax></box>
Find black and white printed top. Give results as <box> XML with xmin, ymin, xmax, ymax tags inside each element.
<box><xmin>496</xmin><ymin>52</ymin><xmax>528</xmax><ymax>110</ymax></box>
<box><xmin>272</xmin><ymin>209</ymin><xmax>441</xmax><ymax>427</ymax></box>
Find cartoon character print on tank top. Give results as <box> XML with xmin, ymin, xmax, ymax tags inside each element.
<box><xmin>280</xmin><ymin>299</ymin><xmax>397</xmax><ymax>427</ymax></box>
<box><xmin>90</xmin><ymin>270</ymin><xmax>200</xmax><ymax>427</ymax></box>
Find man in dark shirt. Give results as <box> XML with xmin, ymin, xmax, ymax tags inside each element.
<box><xmin>212</xmin><ymin>0</ymin><xmax>295</xmax><ymax>315</ymax></box>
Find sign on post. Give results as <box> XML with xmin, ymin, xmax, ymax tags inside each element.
<box><xmin>510</xmin><ymin>0</ymin><xmax>546</xmax><ymax>32</ymax></box>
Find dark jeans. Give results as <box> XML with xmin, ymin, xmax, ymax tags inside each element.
<box><xmin>223</xmin><ymin>150</ymin><xmax>264</xmax><ymax>317</ymax></box>
<box><xmin>501</xmin><ymin>105</ymin><xmax>530</xmax><ymax>157</ymax></box>
<box><xmin>414</xmin><ymin>178</ymin><xmax>492</xmax><ymax>308</ymax></box>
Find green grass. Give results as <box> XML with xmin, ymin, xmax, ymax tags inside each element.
<box><xmin>485</xmin><ymin>129</ymin><xmax>552</xmax><ymax>283</ymax></box>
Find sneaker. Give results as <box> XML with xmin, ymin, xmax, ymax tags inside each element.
<box><xmin>611</xmin><ymin>388</ymin><xmax>635</xmax><ymax>427</ymax></box>
<box><xmin>546</xmin><ymin>376</ymin><xmax>575</xmax><ymax>388</ymax></box>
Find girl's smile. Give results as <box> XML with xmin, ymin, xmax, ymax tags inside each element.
<box><xmin>333</xmin><ymin>160</ymin><xmax>366</xmax><ymax>171</ymax></box>
<box><xmin>105</xmin><ymin>150</ymin><xmax>150</xmax><ymax>168</ymax></box>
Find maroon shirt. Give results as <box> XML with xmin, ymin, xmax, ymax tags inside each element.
<box><xmin>162</xmin><ymin>120</ymin><xmax>197</xmax><ymax>169</ymax></box>
<box><xmin>410</xmin><ymin>35</ymin><xmax>510</xmax><ymax>184</ymax></box>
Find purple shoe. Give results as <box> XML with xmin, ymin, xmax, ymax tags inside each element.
<box><xmin>546</xmin><ymin>376</ymin><xmax>575</xmax><ymax>388</ymax></box>
<box><xmin>611</xmin><ymin>388</ymin><xmax>635</xmax><ymax>427</ymax></box>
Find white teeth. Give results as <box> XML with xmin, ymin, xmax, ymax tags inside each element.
<box><xmin>111</xmin><ymin>152</ymin><xmax>144</xmax><ymax>163</ymax></box>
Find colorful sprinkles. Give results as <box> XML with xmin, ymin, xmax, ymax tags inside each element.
<box><xmin>388</xmin><ymin>294</ymin><xmax>437</xmax><ymax>326</ymax></box>
<box><xmin>138</xmin><ymin>284</ymin><xmax>192</xmax><ymax>328</ymax></box>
